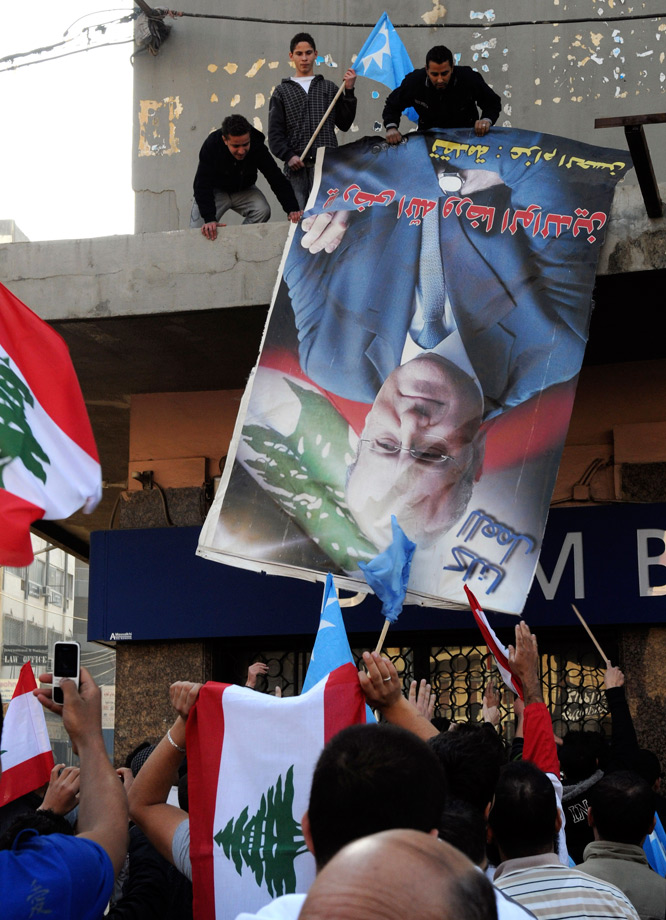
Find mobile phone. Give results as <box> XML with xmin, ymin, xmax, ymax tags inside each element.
<box><xmin>52</xmin><ymin>641</ymin><xmax>81</xmax><ymax>704</ymax></box>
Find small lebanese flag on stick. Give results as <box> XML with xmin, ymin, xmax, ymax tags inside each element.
<box><xmin>464</xmin><ymin>585</ymin><xmax>524</xmax><ymax>700</ymax></box>
<box><xmin>1</xmin><ymin>282</ymin><xmax>101</xmax><ymax>565</ymax></box>
<box><xmin>0</xmin><ymin>661</ymin><xmax>55</xmax><ymax>806</ymax></box>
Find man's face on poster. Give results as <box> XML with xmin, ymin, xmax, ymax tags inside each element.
<box><xmin>346</xmin><ymin>355</ymin><xmax>485</xmax><ymax>549</ymax></box>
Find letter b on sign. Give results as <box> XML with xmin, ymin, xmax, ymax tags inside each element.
<box><xmin>637</xmin><ymin>529</ymin><xmax>666</xmax><ymax>597</ymax></box>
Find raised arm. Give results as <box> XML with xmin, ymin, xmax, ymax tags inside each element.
<box><xmin>507</xmin><ymin>622</ymin><xmax>559</xmax><ymax>776</ymax></box>
<box><xmin>128</xmin><ymin>681</ymin><xmax>201</xmax><ymax>866</ymax></box>
<box><xmin>604</xmin><ymin>663</ymin><xmax>639</xmax><ymax>770</ymax></box>
<box><xmin>359</xmin><ymin>651</ymin><xmax>438</xmax><ymax>740</ymax></box>
<box><xmin>35</xmin><ymin>667</ymin><xmax>128</xmax><ymax>876</ymax></box>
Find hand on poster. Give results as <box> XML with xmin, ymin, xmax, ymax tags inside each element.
<box><xmin>300</xmin><ymin>210</ymin><xmax>350</xmax><ymax>253</ymax></box>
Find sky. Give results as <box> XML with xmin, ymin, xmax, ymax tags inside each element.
<box><xmin>0</xmin><ymin>2</ymin><xmax>135</xmax><ymax>242</ymax></box>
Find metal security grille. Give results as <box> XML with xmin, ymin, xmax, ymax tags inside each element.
<box><xmin>235</xmin><ymin>629</ymin><xmax>616</xmax><ymax>741</ymax></box>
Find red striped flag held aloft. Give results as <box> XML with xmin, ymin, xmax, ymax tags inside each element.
<box><xmin>465</xmin><ymin>585</ymin><xmax>524</xmax><ymax>699</ymax></box>
<box><xmin>187</xmin><ymin>662</ymin><xmax>366</xmax><ymax>920</ymax></box>
<box><xmin>1</xmin><ymin>282</ymin><xmax>101</xmax><ymax>565</ymax></box>
<box><xmin>0</xmin><ymin>661</ymin><xmax>54</xmax><ymax>806</ymax></box>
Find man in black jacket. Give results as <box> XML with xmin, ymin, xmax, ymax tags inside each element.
<box><xmin>190</xmin><ymin>114</ymin><xmax>302</xmax><ymax>241</ymax></box>
<box><xmin>383</xmin><ymin>45</ymin><xmax>501</xmax><ymax>144</ymax></box>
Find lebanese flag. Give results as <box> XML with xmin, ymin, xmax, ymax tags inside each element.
<box><xmin>0</xmin><ymin>661</ymin><xmax>54</xmax><ymax>806</ymax></box>
<box><xmin>187</xmin><ymin>662</ymin><xmax>366</xmax><ymax>920</ymax></box>
<box><xmin>464</xmin><ymin>585</ymin><xmax>524</xmax><ymax>699</ymax></box>
<box><xmin>0</xmin><ymin>282</ymin><xmax>101</xmax><ymax>566</ymax></box>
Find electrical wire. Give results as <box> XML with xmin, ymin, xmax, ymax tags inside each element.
<box><xmin>169</xmin><ymin>9</ymin><xmax>666</xmax><ymax>29</ymax></box>
<box><xmin>2</xmin><ymin>6</ymin><xmax>663</xmax><ymax>73</ymax></box>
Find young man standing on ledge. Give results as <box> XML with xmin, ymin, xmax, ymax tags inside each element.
<box><xmin>268</xmin><ymin>32</ymin><xmax>357</xmax><ymax>210</ymax></box>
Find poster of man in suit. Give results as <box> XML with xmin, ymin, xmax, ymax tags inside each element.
<box><xmin>198</xmin><ymin>127</ymin><xmax>630</xmax><ymax>614</ymax></box>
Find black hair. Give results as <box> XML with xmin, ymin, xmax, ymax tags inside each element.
<box><xmin>221</xmin><ymin>115</ymin><xmax>252</xmax><ymax>138</ymax></box>
<box><xmin>629</xmin><ymin>748</ymin><xmax>662</xmax><ymax>787</ymax></box>
<box><xmin>124</xmin><ymin>740</ymin><xmax>152</xmax><ymax>770</ymax></box>
<box><xmin>290</xmin><ymin>32</ymin><xmax>316</xmax><ymax>53</ymax></box>
<box><xmin>308</xmin><ymin>723</ymin><xmax>447</xmax><ymax>868</ymax></box>
<box><xmin>428</xmin><ymin>723</ymin><xmax>506</xmax><ymax>813</ymax></box>
<box><xmin>426</xmin><ymin>45</ymin><xmax>454</xmax><ymax>67</ymax></box>
<box><xmin>0</xmin><ymin>809</ymin><xmax>74</xmax><ymax>851</ymax></box>
<box><xmin>589</xmin><ymin>770</ymin><xmax>656</xmax><ymax>845</ymax></box>
<box><xmin>438</xmin><ymin>797</ymin><xmax>487</xmax><ymax>865</ymax></box>
<box><xmin>488</xmin><ymin>761</ymin><xmax>558</xmax><ymax>859</ymax></box>
<box><xmin>559</xmin><ymin>730</ymin><xmax>609</xmax><ymax>783</ymax></box>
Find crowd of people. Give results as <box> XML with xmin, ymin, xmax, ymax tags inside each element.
<box><xmin>1</xmin><ymin>620</ymin><xmax>665</xmax><ymax>919</ymax></box>
<box><xmin>189</xmin><ymin>33</ymin><xmax>502</xmax><ymax>236</ymax></box>
<box><xmin>1</xmin><ymin>35</ymin><xmax>658</xmax><ymax>920</ymax></box>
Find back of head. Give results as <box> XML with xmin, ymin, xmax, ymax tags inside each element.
<box><xmin>290</xmin><ymin>31</ymin><xmax>316</xmax><ymax>52</ymax></box>
<box><xmin>221</xmin><ymin>114</ymin><xmax>252</xmax><ymax>138</ymax></box>
<box><xmin>589</xmin><ymin>770</ymin><xmax>655</xmax><ymax>845</ymax></box>
<box><xmin>488</xmin><ymin>761</ymin><xmax>557</xmax><ymax>859</ymax></box>
<box><xmin>0</xmin><ymin>810</ymin><xmax>74</xmax><ymax>851</ymax></box>
<box><xmin>426</xmin><ymin>45</ymin><xmax>453</xmax><ymax>67</ymax></box>
<box><xmin>308</xmin><ymin>723</ymin><xmax>447</xmax><ymax>868</ymax></box>
<box><xmin>428</xmin><ymin>724</ymin><xmax>505</xmax><ymax>813</ymax></box>
<box><xmin>559</xmin><ymin>730</ymin><xmax>609</xmax><ymax>783</ymax></box>
<box><xmin>439</xmin><ymin>797</ymin><xmax>487</xmax><ymax>866</ymax></box>
<box><xmin>299</xmin><ymin>829</ymin><xmax>497</xmax><ymax>920</ymax></box>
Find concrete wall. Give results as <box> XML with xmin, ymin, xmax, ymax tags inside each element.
<box><xmin>2</xmin><ymin>181</ymin><xmax>664</xmax><ymax>324</ymax></box>
<box><xmin>131</xmin><ymin>0</ymin><xmax>666</xmax><ymax>232</ymax></box>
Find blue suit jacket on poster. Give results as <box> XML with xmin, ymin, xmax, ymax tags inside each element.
<box><xmin>282</xmin><ymin>130</ymin><xmax>624</xmax><ymax>417</ymax></box>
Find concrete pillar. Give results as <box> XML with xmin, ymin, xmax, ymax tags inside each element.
<box><xmin>114</xmin><ymin>640</ymin><xmax>212</xmax><ymax>766</ymax></box>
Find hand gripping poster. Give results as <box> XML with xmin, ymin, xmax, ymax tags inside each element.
<box><xmin>198</xmin><ymin>128</ymin><xmax>631</xmax><ymax>614</ymax></box>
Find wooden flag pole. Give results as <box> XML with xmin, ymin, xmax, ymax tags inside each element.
<box><xmin>374</xmin><ymin>618</ymin><xmax>391</xmax><ymax>655</ymax></box>
<box><xmin>299</xmin><ymin>82</ymin><xmax>346</xmax><ymax>161</ymax></box>
<box><xmin>571</xmin><ymin>604</ymin><xmax>609</xmax><ymax>663</ymax></box>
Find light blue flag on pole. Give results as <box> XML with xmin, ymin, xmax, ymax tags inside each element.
<box><xmin>302</xmin><ymin>573</ymin><xmax>376</xmax><ymax>721</ymax></box>
<box><xmin>354</xmin><ymin>12</ymin><xmax>418</xmax><ymax>124</ymax></box>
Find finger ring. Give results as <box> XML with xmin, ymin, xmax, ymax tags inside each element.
<box><xmin>383</xmin><ymin>676</ymin><xmax>392</xmax><ymax>682</ymax></box>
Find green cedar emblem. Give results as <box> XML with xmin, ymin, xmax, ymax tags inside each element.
<box><xmin>214</xmin><ymin>765</ymin><xmax>307</xmax><ymax>897</ymax></box>
<box><xmin>242</xmin><ymin>380</ymin><xmax>378</xmax><ymax>572</ymax></box>
<box><xmin>0</xmin><ymin>356</ymin><xmax>50</xmax><ymax>488</ymax></box>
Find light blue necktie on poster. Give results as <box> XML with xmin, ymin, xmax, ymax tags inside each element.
<box><xmin>415</xmin><ymin>209</ymin><xmax>446</xmax><ymax>349</ymax></box>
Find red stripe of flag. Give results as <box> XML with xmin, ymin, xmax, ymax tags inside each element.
<box><xmin>323</xmin><ymin>662</ymin><xmax>367</xmax><ymax>743</ymax></box>
<box><xmin>188</xmin><ymin>682</ymin><xmax>227</xmax><ymax>920</ymax></box>
<box><xmin>0</xmin><ymin>282</ymin><xmax>98</xmax><ymax>460</ymax></box>
<box><xmin>464</xmin><ymin>585</ymin><xmax>524</xmax><ymax>700</ymax></box>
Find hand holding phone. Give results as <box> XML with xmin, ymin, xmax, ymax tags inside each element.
<box><xmin>52</xmin><ymin>641</ymin><xmax>81</xmax><ymax>704</ymax></box>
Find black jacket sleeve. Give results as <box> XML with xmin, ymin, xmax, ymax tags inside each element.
<box><xmin>605</xmin><ymin>685</ymin><xmax>640</xmax><ymax>772</ymax></box>
<box><xmin>192</xmin><ymin>135</ymin><xmax>219</xmax><ymax>224</ymax></box>
<box><xmin>470</xmin><ymin>71</ymin><xmax>502</xmax><ymax>123</ymax></box>
<box><xmin>382</xmin><ymin>72</ymin><xmax>417</xmax><ymax>129</ymax></box>
<box><xmin>334</xmin><ymin>89</ymin><xmax>357</xmax><ymax>132</ymax></box>
<box><xmin>268</xmin><ymin>90</ymin><xmax>295</xmax><ymax>164</ymax></box>
<box><xmin>256</xmin><ymin>143</ymin><xmax>300</xmax><ymax>213</ymax></box>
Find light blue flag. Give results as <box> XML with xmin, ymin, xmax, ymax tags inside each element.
<box><xmin>354</xmin><ymin>12</ymin><xmax>418</xmax><ymax>124</ymax></box>
<box><xmin>302</xmin><ymin>573</ymin><xmax>375</xmax><ymax>721</ymax></box>
<box><xmin>359</xmin><ymin>516</ymin><xmax>416</xmax><ymax>623</ymax></box>
<box><xmin>644</xmin><ymin>812</ymin><xmax>666</xmax><ymax>876</ymax></box>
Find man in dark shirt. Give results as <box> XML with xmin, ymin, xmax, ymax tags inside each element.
<box><xmin>190</xmin><ymin>114</ymin><xmax>302</xmax><ymax>241</ymax></box>
<box><xmin>383</xmin><ymin>45</ymin><xmax>501</xmax><ymax>144</ymax></box>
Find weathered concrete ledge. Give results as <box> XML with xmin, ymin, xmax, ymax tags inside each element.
<box><xmin>1</xmin><ymin>184</ymin><xmax>664</xmax><ymax>323</ymax></box>
<box><xmin>0</xmin><ymin>224</ymin><xmax>291</xmax><ymax>322</ymax></box>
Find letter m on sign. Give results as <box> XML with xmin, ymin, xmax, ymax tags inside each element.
<box><xmin>535</xmin><ymin>532</ymin><xmax>585</xmax><ymax>600</ymax></box>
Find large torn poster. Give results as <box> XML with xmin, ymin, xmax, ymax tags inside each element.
<box><xmin>198</xmin><ymin>128</ymin><xmax>631</xmax><ymax>614</ymax></box>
